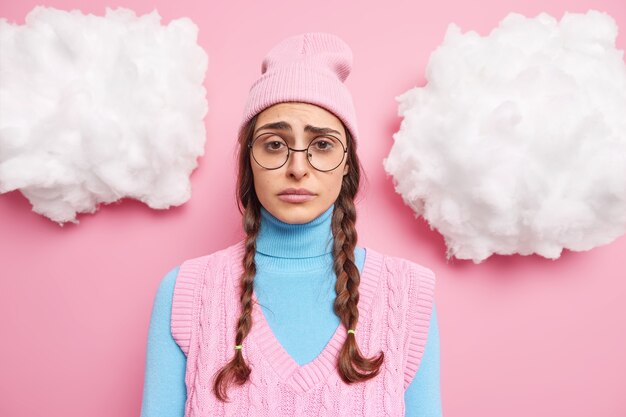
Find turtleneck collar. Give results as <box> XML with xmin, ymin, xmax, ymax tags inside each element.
<box><xmin>256</xmin><ymin>204</ymin><xmax>334</xmax><ymax>259</ymax></box>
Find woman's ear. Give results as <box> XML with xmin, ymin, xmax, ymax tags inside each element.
<box><xmin>343</xmin><ymin>164</ymin><xmax>349</xmax><ymax>176</ymax></box>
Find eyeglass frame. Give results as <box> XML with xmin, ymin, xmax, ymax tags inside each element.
<box><xmin>248</xmin><ymin>133</ymin><xmax>348</xmax><ymax>172</ymax></box>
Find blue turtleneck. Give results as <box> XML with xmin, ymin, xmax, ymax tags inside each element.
<box><xmin>140</xmin><ymin>205</ymin><xmax>442</xmax><ymax>416</ymax></box>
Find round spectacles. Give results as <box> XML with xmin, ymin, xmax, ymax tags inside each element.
<box><xmin>249</xmin><ymin>133</ymin><xmax>348</xmax><ymax>172</ymax></box>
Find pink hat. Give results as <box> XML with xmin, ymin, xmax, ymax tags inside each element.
<box><xmin>239</xmin><ymin>32</ymin><xmax>359</xmax><ymax>142</ymax></box>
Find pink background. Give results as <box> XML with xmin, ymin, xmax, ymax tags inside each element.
<box><xmin>1</xmin><ymin>1</ymin><xmax>625</xmax><ymax>416</ymax></box>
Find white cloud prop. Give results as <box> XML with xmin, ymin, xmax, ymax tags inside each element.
<box><xmin>0</xmin><ymin>6</ymin><xmax>208</xmax><ymax>225</ymax></box>
<box><xmin>384</xmin><ymin>10</ymin><xmax>626</xmax><ymax>263</ymax></box>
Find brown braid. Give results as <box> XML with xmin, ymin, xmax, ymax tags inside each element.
<box><xmin>213</xmin><ymin>113</ymin><xmax>383</xmax><ymax>401</ymax></box>
<box><xmin>212</xmin><ymin>116</ymin><xmax>261</xmax><ymax>402</ymax></box>
<box><xmin>331</xmin><ymin>142</ymin><xmax>384</xmax><ymax>383</ymax></box>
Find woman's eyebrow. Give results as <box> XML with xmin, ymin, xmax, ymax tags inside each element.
<box><xmin>254</xmin><ymin>121</ymin><xmax>291</xmax><ymax>135</ymax></box>
<box><xmin>254</xmin><ymin>121</ymin><xmax>342</xmax><ymax>137</ymax></box>
<box><xmin>305</xmin><ymin>125</ymin><xmax>342</xmax><ymax>136</ymax></box>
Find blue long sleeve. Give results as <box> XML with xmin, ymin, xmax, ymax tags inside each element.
<box><xmin>405</xmin><ymin>301</ymin><xmax>442</xmax><ymax>417</ymax></box>
<box><xmin>140</xmin><ymin>266</ymin><xmax>185</xmax><ymax>417</ymax></box>
<box><xmin>140</xmin><ymin>265</ymin><xmax>442</xmax><ymax>416</ymax></box>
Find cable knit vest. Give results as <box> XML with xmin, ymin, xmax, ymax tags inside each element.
<box><xmin>171</xmin><ymin>234</ymin><xmax>436</xmax><ymax>416</ymax></box>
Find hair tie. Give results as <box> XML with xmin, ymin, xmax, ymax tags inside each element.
<box><xmin>234</xmin><ymin>344</ymin><xmax>243</xmax><ymax>350</ymax></box>
<box><xmin>347</xmin><ymin>329</ymin><xmax>356</xmax><ymax>335</ymax></box>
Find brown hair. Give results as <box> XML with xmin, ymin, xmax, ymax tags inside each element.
<box><xmin>213</xmin><ymin>113</ymin><xmax>384</xmax><ymax>401</ymax></box>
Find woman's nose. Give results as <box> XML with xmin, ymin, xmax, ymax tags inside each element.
<box><xmin>286</xmin><ymin>149</ymin><xmax>310</xmax><ymax>178</ymax></box>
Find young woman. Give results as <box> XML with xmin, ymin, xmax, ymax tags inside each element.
<box><xmin>141</xmin><ymin>32</ymin><xmax>441</xmax><ymax>416</ymax></box>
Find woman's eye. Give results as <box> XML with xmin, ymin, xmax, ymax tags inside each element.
<box><xmin>313</xmin><ymin>139</ymin><xmax>333</xmax><ymax>151</ymax></box>
<box><xmin>266</xmin><ymin>141</ymin><xmax>285</xmax><ymax>151</ymax></box>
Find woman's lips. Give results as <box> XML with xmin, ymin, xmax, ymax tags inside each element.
<box><xmin>277</xmin><ymin>188</ymin><xmax>316</xmax><ymax>203</ymax></box>
<box><xmin>277</xmin><ymin>194</ymin><xmax>316</xmax><ymax>203</ymax></box>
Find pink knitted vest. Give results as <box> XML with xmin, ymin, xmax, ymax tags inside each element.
<box><xmin>171</xmin><ymin>240</ymin><xmax>436</xmax><ymax>417</ymax></box>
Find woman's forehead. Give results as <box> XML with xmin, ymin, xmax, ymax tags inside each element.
<box><xmin>255</xmin><ymin>102</ymin><xmax>344</xmax><ymax>134</ymax></box>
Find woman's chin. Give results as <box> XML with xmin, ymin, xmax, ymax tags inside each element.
<box><xmin>268</xmin><ymin>202</ymin><xmax>326</xmax><ymax>225</ymax></box>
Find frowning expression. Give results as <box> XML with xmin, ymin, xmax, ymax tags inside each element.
<box><xmin>251</xmin><ymin>102</ymin><xmax>349</xmax><ymax>224</ymax></box>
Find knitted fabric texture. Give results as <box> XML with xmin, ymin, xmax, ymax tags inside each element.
<box><xmin>171</xmin><ymin>240</ymin><xmax>436</xmax><ymax>417</ymax></box>
<box><xmin>239</xmin><ymin>32</ymin><xmax>360</xmax><ymax>143</ymax></box>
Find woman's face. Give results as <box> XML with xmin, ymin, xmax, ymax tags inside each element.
<box><xmin>251</xmin><ymin>102</ymin><xmax>349</xmax><ymax>224</ymax></box>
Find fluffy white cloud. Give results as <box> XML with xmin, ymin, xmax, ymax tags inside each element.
<box><xmin>0</xmin><ymin>6</ymin><xmax>208</xmax><ymax>225</ymax></box>
<box><xmin>384</xmin><ymin>10</ymin><xmax>626</xmax><ymax>263</ymax></box>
